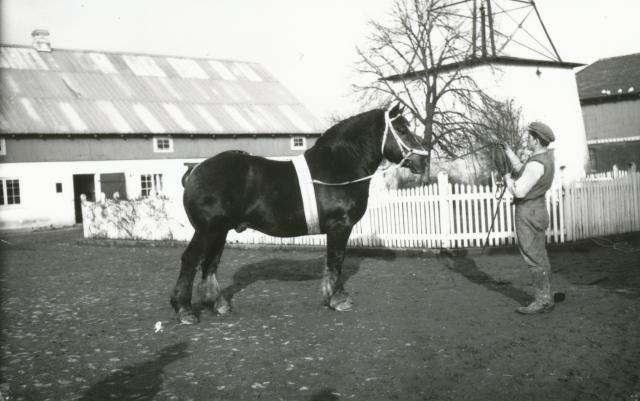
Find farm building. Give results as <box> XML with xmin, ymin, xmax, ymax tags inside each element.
<box><xmin>0</xmin><ymin>30</ymin><xmax>325</xmax><ymax>230</ymax></box>
<box><xmin>575</xmin><ymin>53</ymin><xmax>640</xmax><ymax>173</ymax></box>
<box><xmin>382</xmin><ymin>1</ymin><xmax>588</xmax><ymax>183</ymax></box>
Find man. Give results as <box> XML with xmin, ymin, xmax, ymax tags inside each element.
<box><xmin>502</xmin><ymin>122</ymin><xmax>556</xmax><ymax>314</ymax></box>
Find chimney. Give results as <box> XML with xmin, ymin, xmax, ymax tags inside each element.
<box><xmin>31</xmin><ymin>29</ymin><xmax>51</xmax><ymax>52</ymax></box>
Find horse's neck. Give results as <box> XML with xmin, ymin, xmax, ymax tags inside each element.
<box><xmin>307</xmin><ymin>114</ymin><xmax>384</xmax><ymax>178</ymax></box>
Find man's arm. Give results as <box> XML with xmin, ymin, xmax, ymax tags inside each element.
<box><xmin>504</xmin><ymin>161</ymin><xmax>544</xmax><ymax>198</ymax></box>
<box><xmin>503</xmin><ymin>144</ymin><xmax>524</xmax><ymax>173</ymax></box>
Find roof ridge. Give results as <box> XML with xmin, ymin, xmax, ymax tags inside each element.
<box><xmin>576</xmin><ymin>52</ymin><xmax>640</xmax><ymax>77</ymax></box>
<box><xmin>593</xmin><ymin>52</ymin><xmax>640</xmax><ymax>63</ymax></box>
<box><xmin>0</xmin><ymin>43</ymin><xmax>260</xmax><ymax>65</ymax></box>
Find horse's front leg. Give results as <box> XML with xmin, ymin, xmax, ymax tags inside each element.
<box><xmin>322</xmin><ymin>226</ymin><xmax>353</xmax><ymax>311</ymax></box>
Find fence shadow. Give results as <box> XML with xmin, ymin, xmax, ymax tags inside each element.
<box><xmin>81</xmin><ymin>342</ymin><xmax>188</xmax><ymax>401</ymax></box>
<box><xmin>440</xmin><ymin>249</ymin><xmax>531</xmax><ymax>306</ymax></box>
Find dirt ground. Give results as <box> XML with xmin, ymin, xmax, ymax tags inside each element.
<box><xmin>0</xmin><ymin>227</ymin><xmax>639</xmax><ymax>401</ymax></box>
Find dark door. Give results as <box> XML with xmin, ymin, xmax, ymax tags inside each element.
<box><xmin>73</xmin><ymin>174</ymin><xmax>95</xmax><ymax>224</ymax></box>
<box><xmin>100</xmin><ymin>173</ymin><xmax>127</xmax><ymax>200</ymax></box>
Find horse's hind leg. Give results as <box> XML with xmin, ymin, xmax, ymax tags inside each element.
<box><xmin>171</xmin><ymin>231</ymin><xmax>205</xmax><ymax>324</ymax></box>
<box><xmin>322</xmin><ymin>226</ymin><xmax>353</xmax><ymax>311</ymax></box>
<box><xmin>198</xmin><ymin>228</ymin><xmax>230</xmax><ymax>315</ymax></box>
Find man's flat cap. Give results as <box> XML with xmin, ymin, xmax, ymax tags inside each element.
<box><xmin>528</xmin><ymin>121</ymin><xmax>555</xmax><ymax>143</ymax></box>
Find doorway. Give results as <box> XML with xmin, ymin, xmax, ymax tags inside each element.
<box><xmin>73</xmin><ymin>174</ymin><xmax>95</xmax><ymax>224</ymax></box>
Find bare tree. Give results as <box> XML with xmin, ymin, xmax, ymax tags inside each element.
<box><xmin>470</xmin><ymin>97</ymin><xmax>525</xmax><ymax>151</ymax></box>
<box><xmin>466</xmin><ymin>97</ymin><xmax>527</xmax><ymax>182</ymax></box>
<box><xmin>354</xmin><ymin>0</ymin><xmax>492</xmax><ymax>181</ymax></box>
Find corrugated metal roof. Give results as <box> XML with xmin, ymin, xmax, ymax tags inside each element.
<box><xmin>0</xmin><ymin>45</ymin><xmax>326</xmax><ymax>135</ymax></box>
<box><xmin>576</xmin><ymin>53</ymin><xmax>640</xmax><ymax>101</ymax></box>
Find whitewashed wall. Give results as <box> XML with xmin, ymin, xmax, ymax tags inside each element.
<box><xmin>0</xmin><ymin>158</ymin><xmax>198</xmax><ymax>230</ymax></box>
<box><xmin>470</xmin><ymin>64</ymin><xmax>588</xmax><ymax>182</ymax></box>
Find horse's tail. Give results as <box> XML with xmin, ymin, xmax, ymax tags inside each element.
<box><xmin>182</xmin><ymin>164</ymin><xmax>197</xmax><ymax>187</ymax></box>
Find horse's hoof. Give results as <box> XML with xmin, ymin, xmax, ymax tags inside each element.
<box><xmin>329</xmin><ymin>294</ymin><xmax>353</xmax><ymax>312</ymax></box>
<box><xmin>177</xmin><ymin>310</ymin><xmax>199</xmax><ymax>325</ymax></box>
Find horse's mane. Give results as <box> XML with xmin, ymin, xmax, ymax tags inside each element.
<box><xmin>313</xmin><ymin>109</ymin><xmax>383</xmax><ymax>155</ymax></box>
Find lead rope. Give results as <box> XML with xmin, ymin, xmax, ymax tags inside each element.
<box><xmin>481</xmin><ymin>143</ymin><xmax>511</xmax><ymax>253</ymax></box>
<box><xmin>312</xmin><ymin>152</ymin><xmax>415</xmax><ymax>186</ymax></box>
<box><xmin>482</xmin><ymin>184</ymin><xmax>507</xmax><ymax>253</ymax></box>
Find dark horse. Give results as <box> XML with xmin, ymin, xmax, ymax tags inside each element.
<box><xmin>171</xmin><ymin>104</ymin><xmax>428</xmax><ymax>324</ymax></box>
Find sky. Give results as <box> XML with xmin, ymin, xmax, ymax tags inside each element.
<box><xmin>1</xmin><ymin>0</ymin><xmax>639</xmax><ymax>123</ymax></box>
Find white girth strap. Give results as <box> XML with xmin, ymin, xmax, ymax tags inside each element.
<box><xmin>291</xmin><ymin>154</ymin><xmax>321</xmax><ymax>235</ymax></box>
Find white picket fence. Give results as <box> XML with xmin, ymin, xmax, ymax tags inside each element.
<box><xmin>228</xmin><ymin>171</ymin><xmax>640</xmax><ymax>248</ymax></box>
<box><xmin>564</xmin><ymin>172</ymin><xmax>640</xmax><ymax>241</ymax></box>
<box><xmin>585</xmin><ymin>169</ymin><xmax>630</xmax><ymax>181</ymax></box>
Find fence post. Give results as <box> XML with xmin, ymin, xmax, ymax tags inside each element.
<box><xmin>437</xmin><ymin>171</ymin><xmax>451</xmax><ymax>248</ymax></box>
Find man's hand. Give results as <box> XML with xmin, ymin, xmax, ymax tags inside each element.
<box><xmin>502</xmin><ymin>143</ymin><xmax>516</xmax><ymax>157</ymax></box>
<box><xmin>500</xmin><ymin>143</ymin><xmax>522</xmax><ymax>173</ymax></box>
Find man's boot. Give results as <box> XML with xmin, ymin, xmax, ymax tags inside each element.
<box><xmin>517</xmin><ymin>268</ymin><xmax>554</xmax><ymax>314</ymax></box>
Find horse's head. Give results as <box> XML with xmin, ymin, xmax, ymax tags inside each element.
<box><xmin>381</xmin><ymin>103</ymin><xmax>428</xmax><ymax>175</ymax></box>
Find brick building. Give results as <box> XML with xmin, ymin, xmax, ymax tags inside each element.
<box><xmin>576</xmin><ymin>53</ymin><xmax>640</xmax><ymax>173</ymax></box>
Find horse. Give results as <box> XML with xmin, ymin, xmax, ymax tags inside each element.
<box><xmin>171</xmin><ymin>103</ymin><xmax>428</xmax><ymax>324</ymax></box>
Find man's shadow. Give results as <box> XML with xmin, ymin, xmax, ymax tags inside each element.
<box><xmin>441</xmin><ymin>249</ymin><xmax>531</xmax><ymax>305</ymax></box>
<box><xmin>81</xmin><ymin>342</ymin><xmax>188</xmax><ymax>401</ymax></box>
<box><xmin>214</xmin><ymin>250</ymin><xmax>397</xmax><ymax>307</ymax></box>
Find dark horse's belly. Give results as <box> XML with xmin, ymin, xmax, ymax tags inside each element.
<box><xmin>183</xmin><ymin>151</ymin><xmax>309</xmax><ymax>237</ymax></box>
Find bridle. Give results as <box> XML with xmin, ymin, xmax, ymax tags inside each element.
<box><xmin>381</xmin><ymin>106</ymin><xmax>429</xmax><ymax>168</ymax></box>
<box><xmin>313</xmin><ymin>105</ymin><xmax>428</xmax><ymax>186</ymax></box>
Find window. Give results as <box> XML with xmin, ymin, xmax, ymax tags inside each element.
<box><xmin>140</xmin><ymin>174</ymin><xmax>164</xmax><ymax>197</ymax></box>
<box><xmin>0</xmin><ymin>179</ymin><xmax>20</xmax><ymax>205</ymax></box>
<box><xmin>291</xmin><ymin>136</ymin><xmax>306</xmax><ymax>150</ymax></box>
<box><xmin>0</xmin><ymin>138</ymin><xmax>6</xmax><ymax>156</ymax></box>
<box><xmin>56</xmin><ymin>183</ymin><xmax>63</xmax><ymax>193</ymax></box>
<box><xmin>153</xmin><ymin>137</ymin><xmax>173</xmax><ymax>153</ymax></box>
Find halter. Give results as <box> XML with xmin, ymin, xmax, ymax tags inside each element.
<box><xmin>313</xmin><ymin>105</ymin><xmax>428</xmax><ymax>186</ymax></box>
<box><xmin>381</xmin><ymin>106</ymin><xmax>429</xmax><ymax>162</ymax></box>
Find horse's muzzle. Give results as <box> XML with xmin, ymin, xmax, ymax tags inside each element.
<box><xmin>404</xmin><ymin>153</ymin><xmax>427</xmax><ymax>174</ymax></box>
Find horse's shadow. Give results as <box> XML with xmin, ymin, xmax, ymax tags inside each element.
<box><xmin>220</xmin><ymin>256</ymin><xmax>360</xmax><ymax>304</ymax></box>
<box><xmin>441</xmin><ymin>249</ymin><xmax>531</xmax><ymax>306</ymax></box>
<box><xmin>81</xmin><ymin>342</ymin><xmax>188</xmax><ymax>401</ymax></box>
<box><xmin>194</xmin><ymin>250</ymin><xmax>397</xmax><ymax>310</ymax></box>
